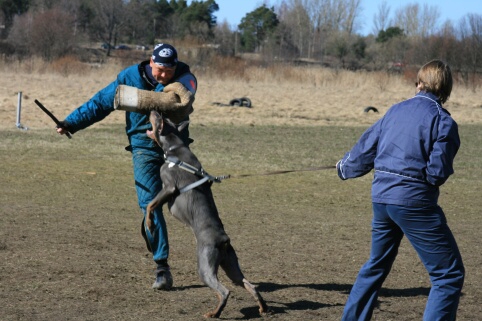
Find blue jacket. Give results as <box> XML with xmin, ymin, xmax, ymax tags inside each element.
<box><xmin>64</xmin><ymin>61</ymin><xmax>196</xmax><ymax>148</ymax></box>
<box><xmin>337</xmin><ymin>91</ymin><xmax>460</xmax><ymax>207</ymax></box>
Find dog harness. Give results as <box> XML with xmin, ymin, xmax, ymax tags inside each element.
<box><xmin>163</xmin><ymin>153</ymin><xmax>229</xmax><ymax>194</ymax></box>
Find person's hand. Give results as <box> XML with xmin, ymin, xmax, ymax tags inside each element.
<box><xmin>56</xmin><ymin>121</ymin><xmax>71</xmax><ymax>136</ymax></box>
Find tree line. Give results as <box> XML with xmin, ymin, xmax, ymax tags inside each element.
<box><xmin>0</xmin><ymin>0</ymin><xmax>480</xmax><ymax>85</ymax></box>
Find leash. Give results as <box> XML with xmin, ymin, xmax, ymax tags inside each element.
<box><xmin>165</xmin><ymin>152</ymin><xmax>335</xmax><ymax>193</ymax></box>
<box><xmin>228</xmin><ymin>165</ymin><xmax>336</xmax><ymax>179</ymax></box>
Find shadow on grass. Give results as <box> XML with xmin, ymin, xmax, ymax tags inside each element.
<box><xmin>258</xmin><ymin>282</ymin><xmax>430</xmax><ymax>297</ymax></box>
<box><xmin>247</xmin><ymin>282</ymin><xmax>430</xmax><ymax>319</ymax></box>
<box><xmin>238</xmin><ymin>300</ymin><xmax>341</xmax><ymax>319</ymax></box>
<box><xmin>160</xmin><ymin>281</ymin><xmax>453</xmax><ymax>320</ymax></box>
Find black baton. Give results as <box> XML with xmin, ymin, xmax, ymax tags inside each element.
<box><xmin>34</xmin><ymin>99</ymin><xmax>72</xmax><ymax>139</ymax></box>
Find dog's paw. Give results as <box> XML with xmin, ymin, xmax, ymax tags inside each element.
<box><xmin>203</xmin><ymin>311</ymin><xmax>219</xmax><ymax>318</ymax></box>
<box><xmin>260</xmin><ymin>306</ymin><xmax>274</xmax><ymax>316</ymax></box>
<box><xmin>146</xmin><ymin>221</ymin><xmax>155</xmax><ymax>234</ymax></box>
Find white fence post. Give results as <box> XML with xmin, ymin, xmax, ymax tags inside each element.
<box><xmin>16</xmin><ymin>91</ymin><xmax>28</xmax><ymax>130</ymax></box>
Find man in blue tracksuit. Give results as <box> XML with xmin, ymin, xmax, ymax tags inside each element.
<box><xmin>56</xmin><ymin>43</ymin><xmax>197</xmax><ymax>290</ymax></box>
<box><xmin>336</xmin><ymin>60</ymin><xmax>464</xmax><ymax>320</ymax></box>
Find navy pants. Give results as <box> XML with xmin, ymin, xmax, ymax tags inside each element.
<box><xmin>341</xmin><ymin>203</ymin><xmax>464</xmax><ymax>321</ymax></box>
<box><xmin>132</xmin><ymin>145</ymin><xmax>169</xmax><ymax>262</ymax></box>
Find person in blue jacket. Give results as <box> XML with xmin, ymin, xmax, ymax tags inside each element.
<box><xmin>56</xmin><ymin>43</ymin><xmax>197</xmax><ymax>290</ymax></box>
<box><xmin>336</xmin><ymin>59</ymin><xmax>464</xmax><ymax>321</ymax></box>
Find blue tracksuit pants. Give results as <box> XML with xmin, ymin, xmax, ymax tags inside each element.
<box><xmin>132</xmin><ymin>145</ymin><xmax>169</xmax><ymax>262</ymax></box>
<box><xmin>341</xmin><ymin>203</ymin><xmax>464</xmax><ymax>321</ymax></box>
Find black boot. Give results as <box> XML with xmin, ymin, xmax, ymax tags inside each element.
<box><xmin>152</xmin><ymin>260</ymin><xmax>173</xmax><ymax>290</ymax></box>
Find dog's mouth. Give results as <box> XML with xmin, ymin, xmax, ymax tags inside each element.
<box><xmin>146</xmin><ymin>129</ymin><xmax>156</xmax><ymax>140</ymax></box>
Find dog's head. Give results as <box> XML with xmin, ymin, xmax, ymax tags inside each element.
<box><xmin>147</xmin><ymin>111</ymin><xmax>189</xmax><ymax>150</ymax></box>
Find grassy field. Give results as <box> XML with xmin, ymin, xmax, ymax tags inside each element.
<box><xmin>1</xmin><ymin>124</ymin><xmax>481</xmax><ymax>320</ymax></box>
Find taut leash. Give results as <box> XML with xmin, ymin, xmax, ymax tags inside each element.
<box><xmin>164</xmin><ymin>152</ymin><xmax>335</xmax><ymax>192</ymax></box>
<box><xmin>227</xmin><ymin>165</ymin><xmax>336</xmax><ymax>179</ymax></box>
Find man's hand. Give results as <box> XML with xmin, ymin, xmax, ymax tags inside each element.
<box><xmin>56</xmin><ymin>120</ymin><xmax>72</xmax><ymax>136</ymax></box>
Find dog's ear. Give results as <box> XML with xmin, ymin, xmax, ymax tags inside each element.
<box><xmin>159</xmin><ymin>115</ymin><xmax>180</xmax><ymax>137</ymax></box>
<box><xmin>177</xmin><ymin>120</ymin><xmax>190</xmax><ymax>133</ymax></box>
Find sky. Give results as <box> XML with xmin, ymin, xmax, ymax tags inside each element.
<box><xmin>191</xmin><ymin>0</ymin><xmax>481</xmax><ymax>36</ymax></box>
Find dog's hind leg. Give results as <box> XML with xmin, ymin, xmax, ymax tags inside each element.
<box><xmin>220</xmin><ymin>243</ymin><xmax>268</xmax><ymax>315</ymax></box>
<box><xmin>197</xmin><ymin>244</ymin><xmax>230</xmax><ymax>318</ymax></box>
<box><xmin>241</xmin><ymin>278</ymin><xmax>268</xmax><ymax>315</ymax></box>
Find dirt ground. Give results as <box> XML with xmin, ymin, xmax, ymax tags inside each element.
<box><xmin>1</xmin><ymin>66</ymin><xmax>481</xmax><ymax>320</ymax></box>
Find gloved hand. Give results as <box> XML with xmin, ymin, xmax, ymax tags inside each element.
<box><xmin>163</xmin><ymin>82</ymin><xmax>194</xmax><ymax>111</ymax></box>
<box><xmin>152</xmin><ymin>82</ymin><xmax>194</xmax><ymax>123</ymax></box>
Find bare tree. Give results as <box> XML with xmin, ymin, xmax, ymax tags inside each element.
<box><xmin>392</xmin><ymin>3</ymin><xmax>439</xmax><ymax>37</ymax></box>
<box><xmin>0</xmin><ymin>0</ymin><xmax>30</xmax><ymax>39</ymax></box>
<box><xmin>419</xmin><ymin>4</ymin><xmax>440</xmax><ymax>37</ymax></box>
<box><xmin>393</xmin><ymin>4</ymin><xmax>419</xmax><ymax>37</ymax></box>
<box><xmin>277</xmin><ymin>0</ymin><xmax>363</xmax><ymax>62</ymax></box>
<box><xmin>304</xmin><ymin>0</ymin><xmax>331</xmax><ymax>59</ymax></box>
<box><xmin>214</xmin><ymin>20</ymin><xmax>235</xmax><ymax>55</ymax></box>
<box><xmin>281</xmin><ymin>0</ymin><xmax>311</xmax><ymax>57</ymax></box>
<box><xmin>342</xmin><ymin>0</ymin><xmax>362</xmax><ymax>35</ymax></box>
<box><xmin>31</xmin><ymin>8</ymin><xmax>75</xmax><ymax>60</ymax></box>
<box><xmin>88</xmin><ymin>0</ymin><xmax>128</xmax><ymax>55</ymax></box>
<box><xmin>6</xmin><ymin>12</ymin><xmax>33</xmax><ymax>55</ymax></box>
<box><xmin>29</xmin><ymin>0</ymin><xmax>85</xmax><ymax>38</ymax></box>
<box><xmin>457</xmin><ymin>13</ymin><xmax>482</xmax><ymax>88</ymax></box>
<box><xmin>372</xmin><ymin>0</ymin><xmax>390</xmax><ymax>35</ymax></box>
<box><xmin>428</xmin><ymin>21</ymin><xmax>458</xmax><ymax>65</ymax></box>
<box><xmin>123</xmin><ymin>0</ymin><xmax>156</xmax><ymax>46</ymax></box>
<box><xmin>318</xmin><ymin>0</ymin><xmax>362</xmax><ymax>34</ymax></box>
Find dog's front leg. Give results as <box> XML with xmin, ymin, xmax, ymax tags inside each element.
<box><xmin>146</xmin><ymin>185</ymin><xmax>178</xmax><ymax>233</ymax></box>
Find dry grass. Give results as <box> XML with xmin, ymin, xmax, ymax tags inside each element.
<box><xmin>1</xmin><ymin>57</ymin><xmax>481</xmax><ymax>131</ymax></box>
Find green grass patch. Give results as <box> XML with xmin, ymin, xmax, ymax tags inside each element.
<box><xmin>1</xmin><ymin>123</ymin><xmax>479</xmax><ymax>234</ymax></box>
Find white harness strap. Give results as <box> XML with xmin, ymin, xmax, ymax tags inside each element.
<box><xmin>164</xmin><ymin>155</ymin><xmax>227</xmax><ymax>194</ymax></box>
<box><xmin>179</xmin><ymin>176</ymin><xmax>211</xmax><ymax>194</ymax></box>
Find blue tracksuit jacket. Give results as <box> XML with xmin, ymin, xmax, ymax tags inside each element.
<box><xmin>337</xmin><ymin>91</ymin><xmax>460</xmax><ymax>206</ymax></box>
<box><xmin>337</xmin><ymin>91</ymin><xmax>464</xmax><ymax>321</ymax></box>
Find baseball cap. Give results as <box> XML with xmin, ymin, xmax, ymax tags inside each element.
<box><xmin>151</xmin><ymin>43</ymin><xmax>178</xmax><ymax>67</ymax></box>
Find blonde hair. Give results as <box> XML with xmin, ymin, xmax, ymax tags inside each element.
<box><xmin>417</xmin><ymin>60</ymin><xmax>453</xmax><ymax>104</ymax></box>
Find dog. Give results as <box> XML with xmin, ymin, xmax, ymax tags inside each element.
<box><xmin>145</xmin><ymin>111</ymin><xmax>268</xmax><ymax>318</ymax></box>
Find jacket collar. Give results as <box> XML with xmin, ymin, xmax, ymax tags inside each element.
<box><xmin>416</xmin><ymin>91</ymin><xmax>441</xmax><ymax>104</ymax></box>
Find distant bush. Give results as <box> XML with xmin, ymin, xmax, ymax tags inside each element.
<box><xmin>50</xmin><ymin>56</ymin><xmax>89</xmax><ymax>76</ymax></box>
<box><xmin>7</xmin><ymin>9</ymin><xmax>75</xmax><ymax>61</ymax></box>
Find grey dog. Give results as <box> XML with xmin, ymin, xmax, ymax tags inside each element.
<box><xmin>145</xmin><ymin>111</ymin><xmax>268</xmax><ymax>318</ymax></box>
